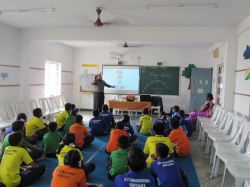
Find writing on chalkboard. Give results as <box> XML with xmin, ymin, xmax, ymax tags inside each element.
<box><xmin>150</xmin><ymin>72</ymin><xmax>173</xmax><ymax>80</ymax></box>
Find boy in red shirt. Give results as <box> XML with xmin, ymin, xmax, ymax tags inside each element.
<box><xmin>168</xmin><ymin>118</ymin><xmax>190</xmax><ymax>157</ymax></box>
<box><xmin>105</xmin><ymin>121</ymin><xmax>128</xmax><ymax>154</ymax></box>
<box><xmin>69</xmin><ymin>115</ymin><xmax>94</xmax><ymax>149</ymax></box>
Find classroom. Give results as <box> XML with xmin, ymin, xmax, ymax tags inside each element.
<box><xmin>0</xmin><ymin>1</ymin><xmax>250</xmax><ymax>187</ymax></box>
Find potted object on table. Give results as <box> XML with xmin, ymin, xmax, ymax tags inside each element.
<box><xmin>125</xmin><ymin>94</ymin><xmax>136</xmax><ymax>102</ymax></box>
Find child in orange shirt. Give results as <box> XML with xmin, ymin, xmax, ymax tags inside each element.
<box><xmin>105</xmin><ymin>121</ymin><xmax>128</xmax><ymax>155</ymax></box>
<box><xmin>69</xmin><ymin>115</ymin><xmax>94</xmax><ymax>149</ymax></box>
<box><xmin>168</xmin><ymin>118</ymin><xmax>190</xmax><ymax>157</ymax></box>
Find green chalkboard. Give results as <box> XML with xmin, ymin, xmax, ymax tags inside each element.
<box><xmin>140</xmin><ymin>66</ymin><xmax>180</xmax><ymax>95</ymax></box>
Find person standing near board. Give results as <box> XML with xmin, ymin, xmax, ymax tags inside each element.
<box><xmin>91</xmin><ymin>74</ymin><xmax>115</xmax><ymax>112</ymax></box>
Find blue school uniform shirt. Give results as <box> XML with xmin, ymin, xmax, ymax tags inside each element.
<box><xmin>153</xmin><ymin>118</ymin><xmax>170</xmax><ymax>130</ymax></box>
<box><xmin>4</xmin><ymin>126</ymin><xmax>26</xmax><ymax>139</ymax></box>
<box><xmin>150</xmin><ymin>158</ymin><xmax>185</xmax><ymax>187</ymax></box>
<box><xmin>113</xmin><ymin>171</ymin><xmax>155</xmax><ymax>187</ymax></box>
<box><xmin>99</xmin><ymin>111</ymin><xmax>114</xmax><ymax>128</ymax></box>
<box><xmin>123</xmin><ymin>122</ymin><xmax>134</xmax><ymax>136</ymax></box>
<box><xmin>172</xmin><ymin>112</ymin><xmax>178</xmax><ymax>118</ymax></box>
<box><xmin>89</xmin><ymin>116</ymin><xmax>108</xmax><ymax>136</ymax></box>
<box><xmin>180</xmin><ymin>117</ymin><xmax>193</xmax><ymax>137</ymax></box>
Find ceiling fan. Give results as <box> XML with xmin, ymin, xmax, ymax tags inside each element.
<box><xmin>118</xmin><ymin>42</ymin><xmax>150</xmax><ymax>48</ymax></box>
<box><xmin>94</xmin><ymin>7</ymin><xmax>129</xmax><ymax>26</ymax></box>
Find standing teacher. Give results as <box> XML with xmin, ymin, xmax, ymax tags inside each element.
<box><xmin>91</xmin><ymin>74</ymin><xmax>115</xmax><ymax>112</ymax></box>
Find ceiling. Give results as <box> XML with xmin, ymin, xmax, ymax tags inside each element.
<box><xmin>0</xmin><ymin>0</ymin><xmax>249</xmax><ymax>29</ymax></box>
<box><xmin>60</xmin><ymin>41</ymin><xmax>214</xmax><ymax>49</ymax></box>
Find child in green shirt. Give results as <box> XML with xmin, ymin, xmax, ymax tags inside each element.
<box><xmin>42</xmin><ymin>122</ymin><xmax>63</xmax><ymax>158</ymax></box>
<box><xmin>63</xmin><ymin>110</ymin><xmax>78</xmax><ymax>135</ymax></box>
<box><xmin>106</xmin><ymin>135</ymin><xmax>130</xmax><ymax>181</ymax></box>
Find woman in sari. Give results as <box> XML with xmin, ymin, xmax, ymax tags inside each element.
<box><xmin>189</xmin><ymin>93</ymin><xmax>214</xmax><ymax>129</ymax></box>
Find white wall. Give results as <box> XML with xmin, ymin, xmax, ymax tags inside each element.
<box><xmin>28</xmin><ymin>42</ymin><xmax>74</xmax><ymax>103</ymax></box>
<box><xmin>73</xmin><ymin>47</ymin><xmax>210</xmax><ymax>113</ymax></box>
<box><xmin>0</xmin><ymin>22</ymin><xmax>20</xmax><ymax>103</ymax></box>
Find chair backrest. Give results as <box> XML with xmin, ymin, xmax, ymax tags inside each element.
<box><xmin>47</xmin><ymin>97</ymin><xmax>59</xmax><ymax>111</ymax></box>
<box><xmin>38</xmin><ymin>98</ymin><xmax>52</xmax><ymax>114</ymax></box>
<box><xmin>0</xmin><ymin>104</ymin><xmax>12</xmax><ymax>122</ymax></box>
<box><xmin>56</xmin><ymin>95</ymin><xmax>66</xmax><ymax>109</ymax></box>
<box><xmin>213</xmin><ymin>108</ymin><xmax>226</xmax><ymax>125</ymax></box>
<box><xmin>11</xmin><ymin>101</ymin><xmax>30</xmax><ymax>118</ymax></box>
<box><xmin>217</xmin><ymin>112</ymin><xmax>234</xmax><ymax>131</ymax></box>
<box><xmin>212</xmin><ymin>104</ymin><xmax>217</xmax><ymax>113</ymax></box>
<box><xmin>226</xmin><ymin>116</ymin><xmax>243</xmax><ymax>139</ymax></box>
<box><xmin>25</xmin><ymin>100</ymin><xmax>39</xmax><ymax>117</ymax></box>
<box><xmin>210</xmin><ymin>105</ymin><xmax>221</xmax><ymax>121</ymax></box>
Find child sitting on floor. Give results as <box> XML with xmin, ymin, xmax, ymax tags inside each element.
<box><xmin>56</xmin><ymin>103</ymin><xmax>72</xmax><ymax>131</ymax></box>
<box><xmin>64</xmin><ymin>109</ymin><xmax>78</xmax><ymax>135</ymax></box>
<box><xmin>106</xmin><ymin>135</ymin><xmax>129</xmax><ymax>181</ymax></box>
<box><xmin>149</xmin><ymin>111</ymin><xmax>170</xmax><ymax>136</ymax></box>
<box><xmin>4</xmin><ymin>113</ymin><xmax>38</xmax><ymax>145</ymax></box>
<box><xmin>1</xmin><ymin>121</ymin><xmax>45</xmax><ymax>161</ymax></box>
<box><xmin>70</xmin><ymin>115</ymin><xmax>95</xmax><ymax>149</ymax></box>
<box><xmin>0</xmin><ymin>132</ymin><xmax>46</xmax><ymax>187</ymax></box>
<box><xmin>56</xmin><ymin>133</ymin><xmax>96</xmax><ymax>176</ymax></box>
<box><xmin>26</xmin><ymin>108</ymin><xmax>49</xmax><ymax>140</ymax></box>
<box><xmin>113</xmin><ymin>146</ymin><xmax>155</xmax><ymax>187</ymax></box>
<box><xmin>122</xmin><ymin>115</ymin><xmax>138</xmax><ymax>145</ymax></box>
<box><xmin>42</xmin><ymin>122</ymin><xmax>63</xmax><ymax>158</ymax></box>
<box><xmin>150</xmin><ymin>143</ymin><xmax>189</xmax><ymax>187</ymax></box>
<box><xmin>105</xmin><ymin>121</ymin><xmax>128</xmax><ymax>155</ymax></box>
<box><xmin>143</xmin><ymin>122</ymin><xmax>174</xmax><ymax>168</ymax></box>
<box><xmin>168</xmin><ymin>118</ymin><xmax>190</xmax><ymax>157</ymax></box>
<box><xmin>68</xmin><ymin>104</ymin><xmax>76</xmax><ymax>115</ymax></box>
<box><xmin>89</xmin><ymin>109</ymin><xmax>109</xmax><ymax>136</ymax></box>
<box><xmin>178</xmin><ymin>110</ymin><xmax>193</xmax><ymax>137</ymax></box>
<box><xmin>99</xmin><ymin>104</ymin><xmax>115</xmax><ymax>131</ymax></box>
<box><xmin>171</xmin><ymin>105</ymin><xmax>180</xmax><ymax>118</ymax></box>
<box><xmin>134</xmin><ymin>107</ymin><xmax>152</xmax><ymax>135</ymax></box>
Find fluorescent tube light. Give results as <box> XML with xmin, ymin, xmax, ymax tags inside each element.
<box><xmin>147</xmin><ymin>3</ymin><xmax>217</xmax><ymax>9</ymax></box>
<box><xmin>0</xmin><ymin>8</ymin><xmax>54</xmax><ymax>14</ymax></box>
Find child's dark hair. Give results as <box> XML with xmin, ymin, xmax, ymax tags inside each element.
<box><xmin>169</xmin><ymin>118</ymin><xmax>179</xmax><ymax>129</ymax></box>
<box><xmin>57</xmin><ymin>133</ymin><xmax>76</xmax><ymax>154</ymax></box>
<box><xmin>116</xmin><ymin>121</ymin><xmax>124</xmax><ymax>130</ymax></box>
<box><xmin>0</xmin><ymin>182</ymin><xmax>6</xmax><ymax>187</ymax></box>
<box><xmin>173</xmin><ymin>105</ymin><xmax>180</xmax><ymax>112</ymax></box>
<box><xmin>127</xmin><ymin>146</ymin><xmax>146</xmax><ymax>172</ymax></box>
<box><xmin>93</xmin><ymin>109</ymin><xmax>99</xmax><ymax>117</ymax></box>
<box><xmin>49</xmin><ymin>122</ymin><xmax>57</xmax><ymax>132</ymax></box>
<box><xmin>173</xmin><ymin>115</ymin><xmax>181</xmax><ymax>122</ymax></box>
<box><xmin>16</xmin><ymin>113</ymin><xmax>27</xmax><ymax>121</ymax></box>
<box><xmin>178</xmin><ymin>110</ymin><xmax>185</xmax><ymax>117</ymax></box>
<box><xmin>102</xmin><ymin>104</ymin><xmax>108</xmax><ymax>111</ymax></box>
<box><xmin>65</xmin><ymin>103</ymin><xmax>72</xmax><ymax>111</ymax></box>
<box><xmin>70</xmin><ymin>109</ymin><xmax>78</xmax><ymax>117</ymax></box>
<box><xmin>160</xmin><ymin>111</ymin><xmax>167</xmax><ymax>119</ymax></box>
<box><xmin>75</xmin><ymin>115</ymin><xmax>83</xmax><ymax>124</ymax></box>
<box><xmin>8</xmin><ymin>132</ymin><xmax>22</xmax><ymax>146</ymax></box>
<box><xmin>143</xmin><ymin>107</ymin><xmax>149</xmax><ymax>115</ymax></box>
<box><xmin>12</xmin><ymin>121</ymin><xmax>24</xmax><ymax>132</ymax></box>
<box><xmin>33</xmin><ymin>108</ymin><xmax>42</xmax><ymax>117</ymax></box>
<box><xmin>122</xmin><ymin>115</ymin><xmax>130</xmax><ymax>123</ymax></box>
<box><xmin>156</xmin><ymin>143</ymin><xmax>169</xmax><ymax>158</ymax></box>
<box><xmin>207</xmin><ymin>93</ymin><xmax>214</xmax><ymax>100</ymax></box>
<box><xmin>153</xmin><ymin>122</ymin><xmax>165</xmax><ymax>135</ymax></box>
<box><xmin>118</xmin><ymin>135</ymin><xmax>129</xmax><ymax>149</ymax></box>
<box><xmin>71</xmin><ymin>104</ymin><xmax>75</xmax><ymax>110</ymax></box>
<box><xmin>64</xmin><ymin>150</ymin><xmax>81</xmax><ymax>168</ymax></box>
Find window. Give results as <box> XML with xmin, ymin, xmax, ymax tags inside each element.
<box><xmin>216</xmin><ymin>64</ymin><xmax>224</xmax><ymax>106</ymax></box>
<box><xmin>45</xmin><ymin>61</ymin><xmax>61</xmax><ymax>97</ymax></box>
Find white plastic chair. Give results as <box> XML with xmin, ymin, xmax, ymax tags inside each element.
<box><xmin>0</xmin><ymin>107</ymin><xmax>13</xmax><ymax>142</ymax></box>
<box><xmin>244</xmin><ymin>180</ymin><xmax>250</xmax><ymax>187</ymax></box>
<box><xmin>205</xmin><ymin>116</ymin><xmax>242</xmax><ymax>155</ymax></box>
<box><xmin>210</xmin><ymin>121</ymin><xmax>250</xmax><ymax>178</ymax></box>
<box><xmin>38</xmin><ymin>98</ymin><xmax>54</xmax><ymax>122</ymax></box>
<box><xmin>151</xmin><ymin>106</ymin><xmax>160</xmax><ymax>116</ymax></box>
<box><xmin>25</xmin><ymin>100</ymin><xmax>39</xmax><ymax>116</ymax></box>
<box><xmin>47</xmin><ymin>97</ymin><xmax>61</xmax><ymax>114</ymax></box>
<box><xmin>12</xmin><ymin>101</ymin><xmax>33</xmax><ymax>119</ymax></box>
<box><xmin>56</xmin><ymin>95</ymin><xmax>66</xmax><ymax>112</ymax></box>
<box><xmin>221</xmin><ymin>162</ymin><xmax>250</xmax><ymax>187</ymax></box>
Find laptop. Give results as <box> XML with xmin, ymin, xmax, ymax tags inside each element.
<box><xmin>140</xmin><ymin>95</ymin><xmax>151</xmax><ymax>102</ymax></box>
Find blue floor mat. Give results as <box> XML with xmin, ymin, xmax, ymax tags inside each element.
<box><xmin>25</xmin><ymin>127</ymin><xmax>199</xmax><ymax>187</ymax></box>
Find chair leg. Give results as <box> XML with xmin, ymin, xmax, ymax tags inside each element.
<box><xmin>211</xmin><ymin>154</ymin><xmax>220</xmax><ymax>178</ymax></box>
<box><xmin>198</xmin><ymin>126</ymin><xmax>203</xmax><ymax>140</ymax></box>
<box><xmin>221</xmin><ymin>168</ymin><xmax>230</xmax><ymax>187</ymax></box>
<box><xmin>209</xmin><ymin>146</ymin><xmax>215</xmax><ymax>165</ymax></box>
<box><xmin>196</xmin><ymin>119</ymin><xmax>200</xmax><ymax>132</ymax></box>
<box><xmin>205</xmin><ymin>137</ymin><xmax>211</xmax><ymax>154</ymax></box>
<box><xmin>201</xmin><ymin>131</ymin><xmax>207</xmax><ymax>147</ymax></box>
<box><xmin>234</xmin><ymin>179</ymin><xmax>245</xmax><ymax>187</ymax></box>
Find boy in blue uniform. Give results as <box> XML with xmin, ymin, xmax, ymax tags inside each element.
<box><xmin>100</xmin><ymin>104</ymin><xmax>115</xmax><ymax>131</ymax></box>
<box><xmin>178</xmin><ymin>110</ymin><xmax>193</xmax><ymax>137</ymax></box>
<box><xmin>170</xmin><ymin>105</ymin><xmax>180</xmax><ymax>117</ymax></box>
<box><xmin>150</xmin><ymin>143</ymin><xmax>189</xmax><ymax>187</ymax></box>
<box><xmin>89</xmin><ymin>109</ymin><xmax>109</xmax><ymax>136</ymax></box>
<box><xmin>122</xmin><ymin>115</ymin><xmax>138</xmax><ymax>145</ymax></box>
<box><xmin>113</xmin><ymin>146</ymin><xmax>155</xmax><ymax>187</ymax></box>
<box><xmin>149</xmin><ymin>111</ymin><xmax>171</xmax><ymax>136</ymax></box>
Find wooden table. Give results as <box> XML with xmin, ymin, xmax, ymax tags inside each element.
<box><xmin>108</xmin><ymin>100</ymin><xmax>152</xmax><ymax>110</ymax></box>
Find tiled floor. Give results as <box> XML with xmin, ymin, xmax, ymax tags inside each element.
<box><xmin>80</xmin><ymin>110</ymin><xmax>235</xmax><ymax>187</ymax></box>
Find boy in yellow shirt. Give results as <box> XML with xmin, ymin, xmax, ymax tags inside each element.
<box><xmin>56</xmin><ymin>103</ymin><xmax>72</xmax><ymax>131</ymax></box>
<box><xmin>0</xmin><ymin>132</ymin><xmax>45</xmax><ymax>186</ymax></box>
<box><xmin>134</xmin><ymin>107</ymin><xmax>152</xmax><ymax>135</ymax></box>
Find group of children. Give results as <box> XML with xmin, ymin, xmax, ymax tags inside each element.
<box><xmin>0</xmin><ymin>102</ymin><xmax>193</xmax><ymax>187</ymax></box>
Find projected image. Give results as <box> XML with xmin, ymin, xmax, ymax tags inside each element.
<box><xmin>103</xmin><ymin>66</ymin><xmax>139</xmax><ymax>94</ymax></box>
